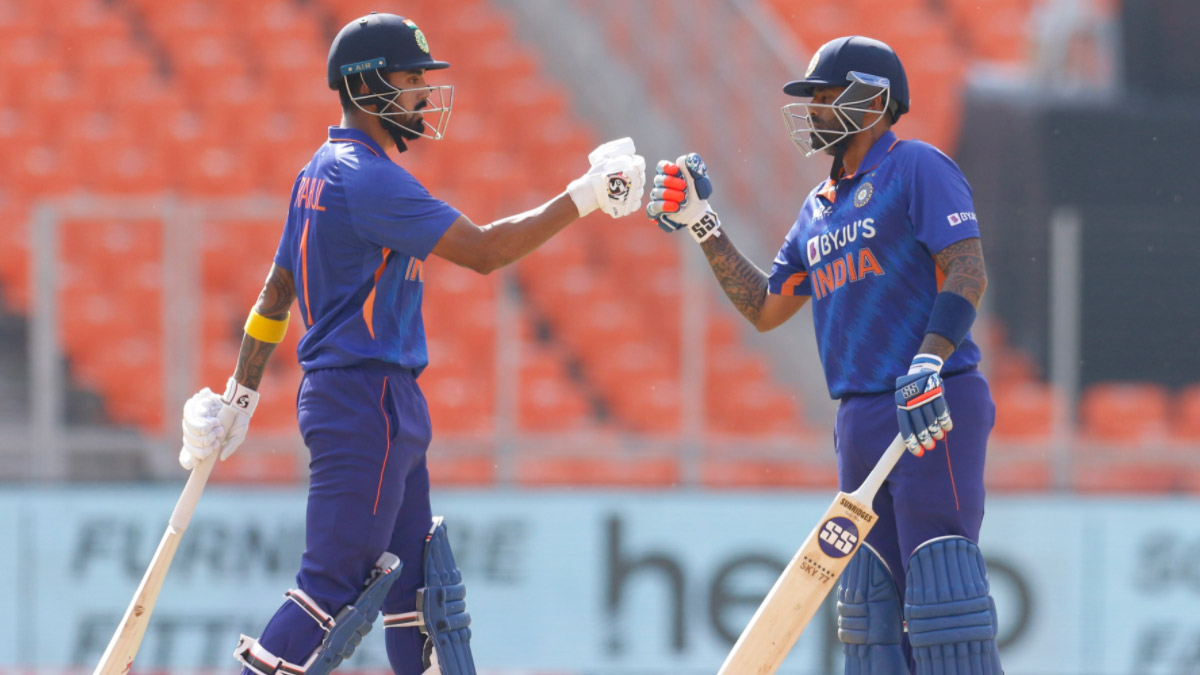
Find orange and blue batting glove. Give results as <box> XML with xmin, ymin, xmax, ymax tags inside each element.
<box><xmin>895</xmin><ymin>354</ymin><xmax>953</xmax><ymax>456</ymax></box>
<box><xmin>646</xmin><ymin>153</ymin><xmax>721</xmax><ymax>243</ymax></box>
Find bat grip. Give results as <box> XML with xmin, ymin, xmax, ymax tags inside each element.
<box><xmin>168</xmin><ymin>455</ymin><xmax>216</xmax><ymax>532</ymax></box>
<box><xmin>850</xmin><ymin>434</ymin><xmax>906</xmax><ymax>504</ymax></box>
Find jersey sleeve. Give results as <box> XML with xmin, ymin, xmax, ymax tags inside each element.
<box><xmin>906</xmin><ymin>144</ymin><xmax>981</xmax><ymax>254</ymax></box>
<box><xmin>352</xmin><ymin>166</ymin><xmax>461</xmax><ymax>260</ymax></box>
<box><xmin>767</xmin><ymin>218</ymin><xmax>812</xmax><ymax>296</ymax></box>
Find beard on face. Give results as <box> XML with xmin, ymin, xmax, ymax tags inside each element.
<box><xmin>808</xmin><ymin>112</ymin><xmax>847</xmax><ymax>155</ymax></box>
<box><xmin>380</xmin><ymin>97</ymin><xmax>428</xmax><ymax>141</ymax></box>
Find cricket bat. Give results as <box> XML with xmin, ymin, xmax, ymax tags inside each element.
<box><xmin>93</xmin><ymin>455</ymin><xmax>217</xmax><ymax>675</ymax></box>
<box><xmin>717</xmin><ymin>434</ymin><xmax>906</xmax><ymax>675</ymax></box>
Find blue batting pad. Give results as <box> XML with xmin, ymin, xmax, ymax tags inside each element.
<box><xmin>905</xmin><ymin>537</ymin><xmax>1003</xmax><ymax>675</ymax></box>
<box><xmin>838</xmin><ymin>544</ymin><xmax>908</xmax><ymax>675</ymax></box>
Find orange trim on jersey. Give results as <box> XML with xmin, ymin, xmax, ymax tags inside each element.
<box><xmin>362</xmin><ymin>247</ymin><xmax>391</xmax><ymax>339</ymax></box>
<box><xmin>373</xmin><ymin>376</ymin><xmax>392</xmax><ymax>516</ymax></box>
<box><xmin>817</xmin><ymin>179</ymin><xmax>837</xmax><ymax>203</ymax></box>
<box><xmin>330</xmin><ymin>137</ymin><xmax>381</xmax><ymax>157</ymax></box>
<box><xmin>300</xmin><ymin>218</ymin><xmax>313</xmax><ymax>326</ymax></box>
<box><xmin>934</xmin><ymin>254</ymin><xmax>946</xmax><ymax>290</ymax></box>
<box><xmin>781</xmin><ymin>272</ymin><xmax>808</xmax><ymax>295</ymax></box>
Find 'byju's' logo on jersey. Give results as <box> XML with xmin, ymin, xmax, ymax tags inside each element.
<box><xmin>947</xmin><ymin>211</ymin><xmax>977</xmax><ymax>226</ymax></box>
<box><xmin>853</xmin><ymin>181</ymin><xmax>873</xmax><ymax>208</ymax></box>
<box><xmin>807</xmin><ymin>218</ymin><xmax>876</xmax><ymax>266</ymax></box>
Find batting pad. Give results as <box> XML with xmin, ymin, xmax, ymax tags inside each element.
<box><xmin>838</xmin><ymin>543</ymin><xmax>908</xmax><ymax>675</ymax></box>
<box><xmin>904</xmin><ymin>536</ymin><xmax>1003</xmax><ymax>675</ymax></box>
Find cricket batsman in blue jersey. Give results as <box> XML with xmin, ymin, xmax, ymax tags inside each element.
<box><xmin>648</xmin><ymin>36</ymin><xmax>1002</xmax><ymax>674</ymax></box>
<box><xmin>174</xmin><ymin>12</ymin><xmax>645</xmax><ymax>675</ymax></box>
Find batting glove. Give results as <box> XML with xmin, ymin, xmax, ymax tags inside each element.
<box><xmin>178</xmin><ymin>377</ymin><xmax>259</xmax><ymax>470</ymax></box>
<box><xmin>894</xmin><ymin>354</ymin><xmax>953</xmax><ymax>456</ymax></box>
<box><xmin>566</xmin><ymin>137</ymin><xmax>646</xmax><ymax>218</ymax></box>
<box><xmin>645</xmin><ymin>153</ymin><xmax>721</xmax><ymax>243</ymax></box>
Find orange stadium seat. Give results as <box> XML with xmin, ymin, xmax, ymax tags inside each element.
<box><xmin>1169</xmin><ymin>384</ymin><xmax>1200</xmax><ymax>441</ymax></box>
<box><xmin>427</xmin><ymin>450</ymin><xmax>496</xmax><ymax>486</ymax></box>
<box><xmin>701</xmin><ymin>454</ymin><xmax>839</xmax><ymax>490</ymax></box>
<box><xmin>1080</xmin><ymin>382</ymin><xmax>1170</xmax><ymax>443</ymax></box>
<box><xmin>707</xmin><ymin>378</ymin><xmax>806</xmax><ymax>436</ymax></box>
<box><xmin>421</xmin><ymin>366</ymin><xmax>495</xmax><ymax>435</ymax></box>
<box><xmin>211</xmin><ymin>449</ymin><xmax>303</xmax><ymax>485</ymax></box>
<box><xmin>516</xmin><ymin>452</ymin><xmax>680</xmax><ymax>488</ymax></box>
<box><xmin>983</xmin><ymin>453</ymin><xmax>1055</xmax><ymax>492</ymax></box>
<box><xmin>517</xmin><ymin>347</ymin><xmax>595</xmax><ymax>432</ymax></box>
<box><xmin>991</xmin><ymin>382</ymin><xmax>1057</xmax><ymax>440</ymax></box>
<box><xmin>1072</xmin><ymin>459</ymin><xmax>1184</xmax><ymax>494</ymax></box>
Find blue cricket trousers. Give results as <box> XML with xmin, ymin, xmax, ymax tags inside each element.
<box><xmin>834</xmin><ymin>368</ymin><xmax>996</xmax><ymax>599</ymax></box>
<box><xmin>243</xmin><ymin>363</ymin><xmax>432</xmax><ymax>674</ymax></box>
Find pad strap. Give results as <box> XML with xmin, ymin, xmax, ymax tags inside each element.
<box><xmin>286</xmin><ymin>588</ymin><xmax>335</xmax><ymax>632</ymax></box>
<box><xmin>233</xmin><ymin>635</ymin><xmax>307</xmax><ymax>675</ymax></box>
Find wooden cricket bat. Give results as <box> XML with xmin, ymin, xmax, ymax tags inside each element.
<box><xmin>717</xmin><ymin>434</ymin><xmax>906</xmax><ymax>675</ymax></box>
<box><xmin>93</xmin><ymin>455</ymin><xmax>217</xmax><ymax>675</ymax></box>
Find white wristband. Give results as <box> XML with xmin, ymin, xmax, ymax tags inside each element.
<box><xmin>566</xmin><ymin>177</ymin><xmax>598</xmax><ymax>217</ymax></box>
<box><xmin>221</xmin><ymin>377</ymin><xmax>260</xmax><ymax>416</ymax></box>
<box><xmin>687</xmin><ymin>211</ymin><xmax>722</xmax><ymax>243</ymax></box>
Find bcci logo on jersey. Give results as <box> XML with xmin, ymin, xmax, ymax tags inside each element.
<box><xmin>947</xmin><ymin>211</ymin><xmax>977</xmax><ymax>226</ymax></box>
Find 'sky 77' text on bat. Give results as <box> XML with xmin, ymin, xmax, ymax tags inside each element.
<box><xmin>92</xmin><ymin>455</ymin><xmax>217</xmax><ymax>675</ymax></box>
<box><xmin>717</xmin><ymin>434</ymin><xmax>906</xmax><ymax>675</ymax></box>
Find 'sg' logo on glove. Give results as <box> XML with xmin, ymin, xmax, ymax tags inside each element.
<box><xmin>236</xmin><ymin>394</ymin><xmax>251</xmax><ymax>409</ymax></box>
<box><xmin>606</xmin><ymin>172</ymin><xmax>630</xmax><ymax>199</ymax></box>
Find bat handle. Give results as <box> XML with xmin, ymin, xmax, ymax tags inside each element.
<box><xmin>850</xmin><ymin>434</ymin><xmax>906</xmax><ymax>505</ymax></box>
<box><xmin>168</xmin><ymin>455</ymin><xmax>216</xmax><ymax>532</ymax></box>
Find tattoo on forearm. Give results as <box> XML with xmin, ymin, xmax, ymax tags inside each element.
<box><xmin>234</xmin><ymin>336</ymin><xmax>277</xmax><ymax>391</ymax></box>
<box><xmin>701</xmin><ymin>233</ymin><xmax>768</xmax><ymax>324</ymax></box>
<box><xmin>933</xmin><ymin>237</ymin><xmax>987</xmax><ymax>307</ymax></box>
<box><xmin>234</xmin><ymin>265</ymin><xmax>296</xmax><ymax>390</ymax></box>
<box><xmin>256</xmin><ymin>265</ymin><xmax>296</xmax><ymax>319</ymax></box>
<box><xmin>917</xmin><ymin>332</ymin><xmax>955</xmax><ymax>361</ymax></box>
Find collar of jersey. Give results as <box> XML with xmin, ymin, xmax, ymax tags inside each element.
<box><xmin>819</xmin><ymin>130</ymin><xmax>899</xmax><ymax>203</ymax></box>
<box><xmin>328</xmin><ymin>126</ymin><xmax>386</xmax><ymax>158</ymax></box>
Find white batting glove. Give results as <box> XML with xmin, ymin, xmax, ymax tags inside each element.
<box><xmin>179</xmin><ymin>388</ymin><xmax>224</xmax><ymax>470</ymax></box>
<box><xmin>567</xmin><ymin>137</ymin><xmax>646</xmax><ymax>218</ymax></box>
<box><xmin>178</xmin><ymin>377</ymin><xmax>259</xmax><ymax>470</ymax></box>
<box><xmin>646</xmin><ymin>153</ymin><xmax>721</xmax><ymax>243</ymax></box>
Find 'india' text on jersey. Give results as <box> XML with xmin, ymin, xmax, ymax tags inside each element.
<box><xmin>768</xmin><ymin>130</ymin><xmax>982</xmax><ymax>398</ymax></box>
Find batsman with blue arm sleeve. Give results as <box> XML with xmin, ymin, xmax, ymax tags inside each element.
<box><xmin>654</xmin><ymin>34</ymin><xmax>1001</xmax><ymax>674</ymax></box>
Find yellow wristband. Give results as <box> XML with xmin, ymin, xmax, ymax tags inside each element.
<box><xmin>244</xmin><ymin>310</ymin><xmax>290</xmax><ymax>344</ymax></box>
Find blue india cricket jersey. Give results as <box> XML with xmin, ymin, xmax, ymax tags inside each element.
<box><xmin>768</xmin><ymin>130</ymin><xmax>982</xmax><ymax>398</ymax></box>
<box><xmin>274</xmin><ymin>127</ymin><xmax>460</xmax><ymax>372</ymax></box>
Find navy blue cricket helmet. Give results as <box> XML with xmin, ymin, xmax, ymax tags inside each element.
<box><xmin>783</xmin><ymin>36</ymin><xmax>909</xmax><ymax>117</ymax></box>
<box><xmin>327</xmin><ymin>12</ymin><xmax>454</xmax><ymax>148</ymax></box>
<box><xmin>327</xmin><ymin>12</ymin><xmax>450</xmax><ymax>90</ymax></box>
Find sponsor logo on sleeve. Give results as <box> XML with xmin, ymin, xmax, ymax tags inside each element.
<box><xmin>947</xmin><ymin>211</ymin><xmax>977</xmax><ymax>226</ymax></box>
